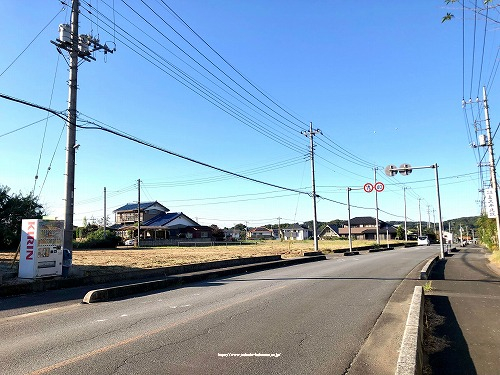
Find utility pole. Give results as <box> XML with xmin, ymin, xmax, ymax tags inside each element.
<box><xmin>137</xmin><ymin>179</ymin><xmax>141</xmax><ymax>247</ymax></box>
<box><xmin>51</xmin><ymin>0</ymin><xmax>114</xmax><ymax>274</ymax></box>
<box><xmin>347</xmin><ymin>188</ymin><xmax>353</xmax><ymax>252</ymax></box>
<box><xmin>374</xmin><ymin>167</ymin><xmax>380</xmax><ymax>244</ymax></box>
<box><xmin>61</xmin><ymin>1</ymin><xmax>79</xmax><ymax>270</ymax></box>
<box><xmin>483</xmin><ymin>86</ymin><xmax>500</xmax><ymax>247</ymax></box>
<box><xmin>433</xmin><ymin>209</ymin><xmax>436</xmax><ymax>233</ymax></box>
<box><xmin>277</xmin><ymin>217</ymin><xmax>282</xmax><ymax>240</ymax></box>
<box><xmin>418</xmin><ymin>198</ymin><xmax>423</xmax><ymax>236</ymax></box>
<box><xmin>403</xmin><ymin>187</ymin><xmax>408</xmax><ymax>241</ymax></box>
<box><xmin>301</xmin><ymin>122</ymin><xmax>321</xmax><ymax>253</ymax></box>
<box><xmin>103</xmin><ymin>187</ymin><xmax>107</xmax><ymax>238</ymax></box>
<box><xmin>427</xmin><ymin>205</ymin><xmax>431</xmax><ymax>229</ymax></box>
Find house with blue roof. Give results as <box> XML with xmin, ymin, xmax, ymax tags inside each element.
<box><xmin>114</xmin><ymin>201</ymin><xmax>169</xmax><ymax>225</ymax></box>
<box><xmin>112</xmin><ymin>201</ymin><xmax>207</xmax><ymax>243</ymax></box>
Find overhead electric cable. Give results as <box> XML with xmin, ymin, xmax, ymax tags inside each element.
<box><xmin>0</xmin><ymin>116</ymin><xmax>56</xmax><ymax>138</ymax></box>
<box><xmin>0</xmin><ymin>7</ymin><xmax>65</xmax><ymax>77</ymax></box>
<box><xmin>0</xmin><ymin>93</ymin><xmax>312</xmax><ymax>205</ymax></box>
<box><xmin>78</xmin><ymin>4</ymin><xmax>307</xmax><ymax>153</ymax></box>
<box><xmin>476</xmin><ymin>2</ymin><xmax>489</xmax><ymax>98</ymax></box>
<box><xmin>119</xmin><ymin>0</ymin><xmax>305</xmax><ymax>134</ymax></box>
<box><xmin>33</xmin><ymin>54</ymin><xmax>62</xmax><ymax>195</ymax></box>
<box><xmin>155</xmin><ymin>0</ymin><xmax>308</xmax><ymax>129</ymax></box>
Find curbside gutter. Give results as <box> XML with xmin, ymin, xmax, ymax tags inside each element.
<box><xmin>419</xmin><ymin>256</ymin><xmax>439</xmax><ymax>280</ymax></box>
<box><xmin>82</xmin><ymin>255</ymin><xmax>326</xmax><ymax>303</ymax></box>
<box><xmin>395</xmin><ymin>286</ymin><xmax>424</xmax><ymax>375</ymax></box>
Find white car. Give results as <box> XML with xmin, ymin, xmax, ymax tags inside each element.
<box><xmin>124</xmin><ymin>239</ymin><xmax>135</xmax><ymax>246</ymax></box>
<box><xmin>417</xmin><ymin>236</ymin><xmax>430</xmax><ymax>246</ymax></box>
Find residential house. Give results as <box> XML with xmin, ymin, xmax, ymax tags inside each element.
<box><xmin>318</xmin><ymin>224</ymin><xmax>340</xmax><ymax>240</ymax></box>
<box><xmin>338</xmin><ymin>216</ymin><xmax>397</xmax><ymax>240</ymax></box>
<box><xmin>224</xmin><ymin>229</ymin><xmax>241</xmax><ymax>241</ymax></box>
<box><xmin>114</xmin><ymin>201</ymin><xmax>169</xmax><ymax>225</ymax></box>
<box><xmin>112</xmin><ymin>201</ymin><xmax>207</xmax><ymax>243</ymax></box>
<box><xmin>248</xmin><ymin>227</ymin><xmax>274</xmax><ymax>239</ymax></box>
<box><xmin>181</xmin><ymin>226</ymin><xmax>213</xmax><ymax>240</ymax></box>
<box><xmin>282</xmin><ymin>223</ymin><xmax>310</xmax><ymax>240</ymax></box>
<box><xmin>139</xmin><ymin>212</ymin><xmax>201</xmax><ymax>240</ymax></box>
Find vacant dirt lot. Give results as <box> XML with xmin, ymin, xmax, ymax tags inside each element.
<box><xmin>1</xmin><ymin>239</ymin><xmax>386</xmax><ymax>275</ymax></box>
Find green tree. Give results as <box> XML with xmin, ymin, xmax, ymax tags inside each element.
<box><xmin>234</xmin><ymin>223</ymin><xmax>246</xmax><ymax>231</ymax></box>
<box><xmin>211</xmin><ymin>225</ymin><xmax>225</xmax><ymax>241</ymax></box>
<box><xmin>476</xmin><ymin>215</ymin><xmax>498</xmax><ymax>251</ymax></box>
<box><xmin>0</xmin><ymin>185</ymin><xmax>45</xmax><ymax>250</ymax></box>
<box><xmin>396</xmin><ymin>226</ymin><xmax>405</xmax><ymax>240</ymax></box>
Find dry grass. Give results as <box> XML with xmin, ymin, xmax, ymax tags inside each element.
<box><xmin>1</xmin><ymin>239</ymin><xmax>396</xmax><ymax>275</ymax></box>
<box><xmin>490</xmin><ymin>249</ymin><xmax>500</xmax><ymax>267</ymax></box>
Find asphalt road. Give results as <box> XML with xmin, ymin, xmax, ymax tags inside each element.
<box><xmin>0</xmin><ymin>246</ymin><xmax>437</xmax><ymax>375</ymax></box>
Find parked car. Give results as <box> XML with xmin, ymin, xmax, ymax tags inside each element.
<box><xmin>124</xmin><ymin>239</ymin><xmax>135</xmax><ymax>246</ymax></box>
<box><xmin>417</xmin><ymin>235</ymin><xmax>430</xmax><ymax>246</ymax></box>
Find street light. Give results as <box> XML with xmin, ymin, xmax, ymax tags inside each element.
<box><xmin>385</xmin><ymin>163</ymin><xmax>446</xmax><ymax>259</ymax></box>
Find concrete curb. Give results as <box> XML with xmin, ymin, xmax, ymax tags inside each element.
<box><xmin>419</xmin><ymin>256</ymin><xmax>439</xmax><ymax>280</ymax></box>
<box><xmin>395</xmin><ymin>286</ymin><xmax>424</xmax><ymax>375</ymax></box>
<box><xmin>82</xmin><ymin>255</ymin><xmax>326</xmax><ymax>303</ymax></box>
<box><xmin>344</xmin><ymin>251</ymin><xmax>359</xmax><ymax>256</ymax></box>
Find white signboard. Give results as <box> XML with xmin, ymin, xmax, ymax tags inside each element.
<box><xmin>485</xmin><ymin>188</ymin><xmax>498</xmax><ymax>219</ymax></box>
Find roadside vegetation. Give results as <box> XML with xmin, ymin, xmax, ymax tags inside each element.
<box><xmin>476</xmin><ymin>215</ymin><xmax>500</xmax><ymax>267</ymax></box>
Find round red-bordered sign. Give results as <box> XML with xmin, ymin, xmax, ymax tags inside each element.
<box><xmin>363</xmin><ymin>183</ymin><xmax>374</xmax><ymax>193</ymax></box>
<box><xmin>374</xmin><ymin>182</ymin><xmax>385</xmax><ymax>192</ymax></box>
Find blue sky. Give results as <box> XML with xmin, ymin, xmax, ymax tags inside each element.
<box><xmin>0</xmin><ymin>1</ymin><xmax>491</xmax><ymax>229</ymax></box>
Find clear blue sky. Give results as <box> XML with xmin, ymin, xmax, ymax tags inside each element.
<box><xmin>0</xmin><ymin>1</ymin><xmax>490</xmax><ymax>229</ymax></box>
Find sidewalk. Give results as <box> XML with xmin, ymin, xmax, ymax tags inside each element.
<box><xmin>425</xmin><ymin>245</ymin><xmax>500</xmax><ymax>374</ymax></box>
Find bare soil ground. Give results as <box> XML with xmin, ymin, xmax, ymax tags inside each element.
<box><xmin>0</xmin><ymin>240</ymin><xmax>388</xmax><ymax>276</ymax></box>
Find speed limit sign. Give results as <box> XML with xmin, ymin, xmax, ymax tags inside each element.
<box><xmin>363</xmin><ymin>183</ymin><xmax>374</xmax><ymax>193</ymax></box>
<box><xmin>374</xmin><ymin>182</ymin><xmax>385</xmax><ymax>192</ymax></box>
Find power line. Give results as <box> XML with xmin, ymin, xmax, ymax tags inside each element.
<box><xmin>79</xmin><ymin>2</ymin><xmax>308</xmax><ymax>154</ymax></box>
<box><xmin>0</xmin><ymin>7</ymin><xmax>65</xmax><ymax>77</ymax></box>
<box><xmin>155</xmin><ymin>0</ymin><xmax>308</xmax><ymax>130</ymax></box>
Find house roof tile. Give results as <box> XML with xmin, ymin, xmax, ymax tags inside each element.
<box><xmin>113</xmin><ymin>201</ymin><xmax>168</xmax><ymax>213</ymax></box>
<box><xmin>142</xmin><ymin>212</ymin><xmax>183</xmax><ymax>226</ymax></box>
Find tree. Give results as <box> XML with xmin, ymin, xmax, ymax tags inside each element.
<box><xmin>0</xmin><ymin>185</ymin><xmax>45</xmax><ymax>249</ymax></box>
<box><xmin>211</xmin><ymin>225</ymin><xmax>225</xmax><ymax>241</ymax></box>
<box><xmin>396</xmin><ymin>226</ymin><xmax>405</xmax><ymax>240</ymax></box>
<box><xmin>234</xmin><ymin>223</ymin><xmax>246</xmax><ymax>231</ymax></box>
<box><xmin>476</xmin><ymin>215</ymin><xmax>498</xmax><ymax>251</ymax></box>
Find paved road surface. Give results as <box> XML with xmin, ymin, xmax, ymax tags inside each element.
<box><xmin>0</xmin><ymin>246</ymin><xmax>437</xmax><ymax>375</ymax></box>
